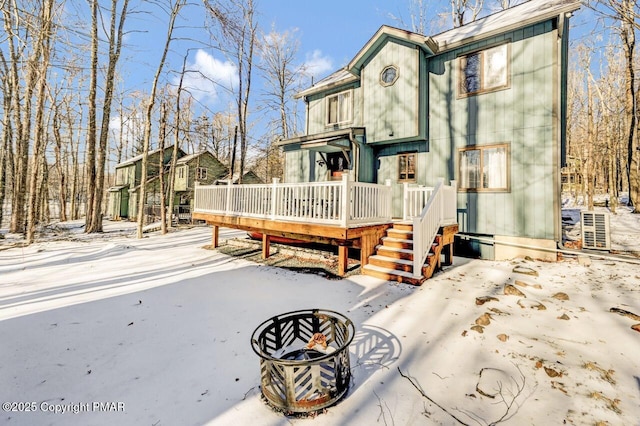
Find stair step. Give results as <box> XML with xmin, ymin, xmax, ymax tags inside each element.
<box><xmin>376</xmin><ymin>245</ymin><xmax>414</xmax><ymax>260</ymax></box>
<box><xmin>381</xmin><ymin>236</ymin><xmax>413</xmax><ymax>249</ymax></box>
<box><xmin>393</xmin><ymin>222</ymin><xmax>413</xmax><ymax>232</ymax></box>
<box><xmin>368</xmin><ymin>255</ymin><xmax>414</xmax><ymax>272</ymax></box>
<box><xmin>362</xmin><ymin>264</ymin><xmax>424</xmax><ymax>285</ymax></box>
<box><xmin>387</xmin><ymin>229</ymin><xmax>413</xmax><ymax>240</ymax></box>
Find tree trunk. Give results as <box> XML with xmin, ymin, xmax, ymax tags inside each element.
<box><xmin>53</xmin><ymin>100</ymin><xmax>67</xmax><ymax>222</ymax></box>
<box><xmin>621</xmin><ymin>0</ymin><xmax>637</xmax><ymax>209</ymax></box>
<box><xmin>26</xmin><ymin>0</ymin><xmax>55</xmax><ymax>244</ymax></box>
<box><xmin>586</xmin><ymin>78</ymin><xmax>594</xmax><ymax>211</ymax></box>
<box><xmin>85</xmin><ymin>0</ymin><xmax>99</xmax><ymax>229</ymax></box>
<box><xmin>136</xmin><ymin>0</ymin><xmax>185</xmax><ymax>239</ymax></box>
<box><xmin>159</xmin><ymin>101</ymin><xmax>168</xmax><ymax>235</ymax></box>
<box><xmin>168</xmin><ymin>54</ymin><xmax>188</xmax><ymax>229</ymax></box>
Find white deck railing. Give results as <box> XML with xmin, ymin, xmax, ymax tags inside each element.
<box><xmin>408</xmin><ymin>179</ymin><xmax>457</xmax><ymax>278</ymax></box>
<box><xmin>194</xmin><ymin>174</ymin><xmax>393</xmax><ymax>227</ymax></box>
<box><xmin>403</xmin><ymin>183</ymin><xmax>434</xmax><ymax>220</ymax></box>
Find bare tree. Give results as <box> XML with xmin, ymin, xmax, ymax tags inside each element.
<box><xmin>85</xmin><ymin>0</ymin><xmax>131</xmax><ymax>233</ymax></box>
<box><xmin>4</xmin><ymin>0</ymin><xmax>41</xmax><ymax>235</ymax></box>
<box><xmin>449</xmin><ymin>0</ymin><xmax>485</xmax><ymax>27</ymax></box>
<box><xmin>26</xmin><ymin>0</ymin><xmax>56</xmax><ymax>244</ymax></box>
<box><xmin>258</xmin><ymin>27</ymin><xmax>304</xmax><ymax>140</ymax></box>
<box><xmin>0</xmin><ymin>50</ymin><xmax>11</xmax><ymax>229</ymax></box>
<box><xmin>85</xmin><ymin>0</ymin><xmax>99</xmax><ymax>228</ymax></box>
<box><xmin>52</xmin><ymin>93</ymin><xmax>68</xmax><ymax>222</ymax></box>
<box><xmin>204</xmin><ymin>0</ymin><xmax>258</xmax><ymax>183</ymax></box>
<box><xmin>167</xmin><ymin>54</ymin><xmax>189</xmax><ymax>230</ymax></box>
<box><xmin>591</xmin><ymin>0</ymin><xmax>640</xmax><ymax>210</ymax></box>
<box><xmin>136</xmin><ymin>0</ymin><xmax>186</xmax><ymax>239</ymax></box>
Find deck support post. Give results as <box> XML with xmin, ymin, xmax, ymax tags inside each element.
<box><xmin>262</xmin><ymin>234</ymin><xmax>271</xmax><ymax>259</ymax></box>
<box><xmin>338</xmin><ymin>245</ymin><xmax>348</xmax><ymax>277</ymax></box>
<box><xmin>212</xmin><ymin>225</ymin><xmax>219</xmax><ymax>248</ymax></box>
<box><xmin>443</xmin><ymin>242</ymin><xmax>453</xmax><ymax>266</ymax></box>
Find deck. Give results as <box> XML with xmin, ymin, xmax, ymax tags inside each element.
<box><xmin>193</xmin><ymin>176</ymin><xmax>458</xmax><ymax>282</ymax></box>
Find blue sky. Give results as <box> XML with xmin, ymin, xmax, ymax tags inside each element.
<box><xmin>120</xmin><ymin>1</ymin><xmax>458</xmax><ymax>100</ymax></box>
<box><xmin>108</xmin><ymin>0</ymin><xmax>596</xmax><ymax>141</ymax></box>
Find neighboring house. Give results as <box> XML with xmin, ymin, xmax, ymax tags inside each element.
<box><xmin>108</xmin><ymin>146</ymin><xmax>186</xmax><ymax>221</ymax></box>
<box><xmin>173</xmin><ymin>151</ymin><xmax>229</xmax><ymax>220</ymax></box>
<box><xmin>561</xmin><ymin>156</ymin><xmax>583</xmax><ymax>193</ymax></box>
<box><xmin>108</xmin><ymin>148</ymin><xmax>228</xmax><ymax>223</ymax></box>
<box><xmin>275</xmin><ymin>0</ymin><xmax>580</xmax><ymax>261</ymax></box>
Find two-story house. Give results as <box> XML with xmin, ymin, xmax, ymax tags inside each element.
<box><xmin>108</xmin><ymin>148</ymin><xmax>228</xmax><ymax>223</ymax></box>
<box><xmin>276</xmin><ymin>0</ymin><xmax>580</xmax><ymax>261</ymax></box>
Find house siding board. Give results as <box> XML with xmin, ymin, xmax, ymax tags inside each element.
<box><xmin>363</xmin><ymin>41</ymin><xmax>420</xmax><ymax>143</ymax></box>
<box><xmin>375</xmin><ymin>141</ymin><xmax>428</xmax><ymax>217</ymax></box>
<box><xmin>284</xmin><ymin>148</ymin><xmax>316</xmax><ymax>183</ymax></box>
<box><xmin>428</xmin><ymin>21</ymin><xmax>557</xmax><ymax>240</ymax></box>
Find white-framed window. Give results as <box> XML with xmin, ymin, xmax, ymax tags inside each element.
<box><xmin>326</xmin><ymin>90</ymin><xmax>352</xmax><ymax>126</ymax></box>
<box><xmin>177</xmin><ymin>166</ymin><xmax>186</xmax><ymax>179</ymax></box>
<box><xmin>459</xmin><ymin>43</ymin><xmax>509</xmax><ymax>97</ymax></box>
<box><xmin>196</xmin><ymin>167</ymin><xmax>207</xmax><ymax>180</ymax></box>
<box><xmin>458</xmin><ymin>143</ymin><xmax>510</xmax><ymax>192</ymax></box>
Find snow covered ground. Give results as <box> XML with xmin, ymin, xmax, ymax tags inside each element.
<box><xmin>1</xmin><ymin>209</ymin><xmax>639</xmax><ymax>425</ymax></box>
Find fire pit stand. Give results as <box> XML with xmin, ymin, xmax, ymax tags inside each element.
<box><xmin>250</xmin><ymin>309</ymin><xmax>355</xmax><ymax>413</ymax></box>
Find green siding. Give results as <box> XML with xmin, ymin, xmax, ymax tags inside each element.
<box><xmin>362</xmin><ymin>41</ymin><xmax>421</xmax><ymax>143</ymax></box>
<box><xmin>428</xmin><ymin>21</ymin><xmax>559</xmax><ymax>240</ymax></box>
<box><xmin>375</xmin><ymin>142</ymin><xmax>429</xmax><ymax>217</ymax></box>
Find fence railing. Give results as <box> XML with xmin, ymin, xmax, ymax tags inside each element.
<box><xmin>410</xmin><ymin>179</ymin><xmax>457</xmax><ymax>278</ymax></box>
<box><xmin>194</xmin><ymin>175</ymin><xmax>393</xmax><ymax>227</ymax></box>
<box><xmin>403</xmin><ymin>184</ymin><xmax>434</xmax><ymax>220</ymax></box>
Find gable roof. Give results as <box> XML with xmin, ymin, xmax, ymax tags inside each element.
<box><xmin>176</xmin><ymin>150</ymin><xmax>220</xmax><ymax>165</ymax></box>
<box><xmin>296</xmin><ymin>0</ymin><xmax>580</xmax><ymax>99</ymax></box>
<box><xmin>347</xmin><ymin>25</ymin><xmax>438</xmax><ymax>75</ymax></box>
<box><xmin>115</xmin><ymin>145</ymin><xmax>185</xmax><ymax>168</ymax></box>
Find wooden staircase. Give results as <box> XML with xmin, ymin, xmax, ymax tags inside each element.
<box><xmin>362</xmin><ymin>222</ymin><xmax>457</xmax><ymax>285</ymax></box>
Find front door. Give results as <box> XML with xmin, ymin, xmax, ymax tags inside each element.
<box><xmin>120</xmin><ymin>188</ymin><xmax>129</xmax><ymax>218</ymax></box>
<box><xmin>326</xmin><ymin>151</ymin><xmax>349</xmax><ymax>180</ymax></box>
<box><xmin>376</xmin><ymin>151</ymin><xmax>417</xmax><ymax>218</ymax></box>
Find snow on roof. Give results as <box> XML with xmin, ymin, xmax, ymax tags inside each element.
<box><xmin>176</xmin><ymin>150</ymin><xmax>214</xmax><ymax>164</ymax></box>
<box><xmin>296</xmin><ymin>0</ymin><xmax>580</xmax><ymax>98</ymax></box>
<box><xmin>295</xmin><ymin>68</ymin><xmax>358</xmax><ymax>99</ymax></box>
<box><xmin>433</xmin><ymin>0</ymin><xmax>580</xmax><ymax>51</ymax></box>
<box><xmin>115</xmin><ymin>145</ymin><xmax>175</xmax><ymax>168</ymax></box>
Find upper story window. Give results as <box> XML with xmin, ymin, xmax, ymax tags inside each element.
<box><xmin>196</xmin><ymin>167</ymin><xmax>208</xmax><ymax>181</ymax></box>
<box><xmin>458</xmin><ymin>143</ymin><xmax>510</xmax><ymax>192</ymax></box>
<box><xmin>177</xmin><ymin>165</ymin><xmax>187</xmax><ymax>179</ymax></box>
<box><xmin>326</xmin><ymin>90</ymin><xmax>352</xmax><ymax>126</ymax></box>
<box><xmin>459</xmin><ymin>43</ymin><xmax>509</xmax><ymax>97</ymax></box>
<box><xmin>380</xmin><ymin>65</ymin><xmax>399</xmax><ymax>86</ymax></box>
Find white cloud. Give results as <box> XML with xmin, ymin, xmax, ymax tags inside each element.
<box><xmin>177</xmin><ymin>50</ymin><xmax>238</xmax><ymax>104</ymax></box>
<box><xmin>303</xmin><ymin>50</ymin><xmax>334</xmax><ymax>80</ymax></box>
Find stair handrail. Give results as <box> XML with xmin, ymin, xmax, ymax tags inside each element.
<box><xmin>411</xmin><ymin>178</ymin><xmax>457</xmax><ymax>278</ymax></box>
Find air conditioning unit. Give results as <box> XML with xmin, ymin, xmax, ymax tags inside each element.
<box><xmin>581</xmin><ymin>211</ymin><xmax>611</xmax><ymax>250</ymax></box>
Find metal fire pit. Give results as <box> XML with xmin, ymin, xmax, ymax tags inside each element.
<box><xmin>251</xmin><ymin>309</ymin><xmax>355</xmax><ymax>413</ymax></box>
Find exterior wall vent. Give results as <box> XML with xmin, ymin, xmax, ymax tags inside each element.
<box><xmin>580</xmin><ymin>211</ymin><xmax>611</xmax><ymax>250</ymax></box>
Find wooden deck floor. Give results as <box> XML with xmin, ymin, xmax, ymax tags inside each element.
<box><xmin>192</xmin><ymin>212</ymin><xmax>392</xmax><ymax>276</ymax></box>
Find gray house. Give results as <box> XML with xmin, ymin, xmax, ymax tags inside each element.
<box><xmin>276</xmin><ymin>0</ymin><xmax>579</xmax><ymax>261</ymax></box>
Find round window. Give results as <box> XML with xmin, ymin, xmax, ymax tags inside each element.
<box><xmin>380</xmin><ymin>65</ymin><xmax>398</xmax><ymax>86</ymax></box>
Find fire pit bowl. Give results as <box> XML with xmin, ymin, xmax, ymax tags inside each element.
<box><xmin>250</xmin><ymin>309</ymin><xmax>355</xmax><ymax>413</ymax></box>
